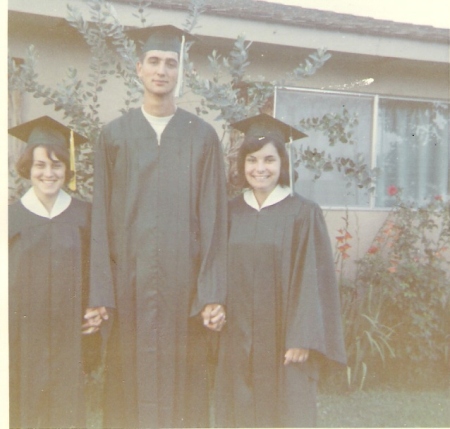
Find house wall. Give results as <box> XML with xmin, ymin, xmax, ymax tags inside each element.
<box><xmin>8</xmin><ymin>2</ymin><xmax>447</xmax><ymax>272</ymax></box>
<box><xmin>9</xmin><ymin>16</ymin><xmax>448</xmax><ymax>125</ymax></box>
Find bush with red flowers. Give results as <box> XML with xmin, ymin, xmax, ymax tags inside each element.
<box><xmin>337</xmin><ymin>188</ymin><xmax>450</xmax><ymax>390</ymax></box>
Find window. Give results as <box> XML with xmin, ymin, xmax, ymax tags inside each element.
<box><xmin>274</xmin><ymin>87</ymin><xmax>449</xmax><ymax>208</ymax></box>
<box><xmin>376</xmin><ymin>99</ymin><xmax>449</xmax><ymax>207</ymax></box>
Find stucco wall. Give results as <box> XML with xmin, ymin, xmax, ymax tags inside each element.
<box><xmin>323</xmin><ymin>209</ymin><xmax>390</xmax><ymax>277</ymax></box>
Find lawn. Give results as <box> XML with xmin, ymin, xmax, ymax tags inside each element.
<box><xmin>86</xmin><ymin>361</ymin><xmax>450</xmax><ymax>428</ymax></box>
<box><xmin>87</xmin><ymin>388</ymin><xmax>450</xmax><ymax>427</ymax></box>
<box><xmin>317</xmin><ymin>389</ymin><xmax>450</xmax><ymax>428</ymax></box>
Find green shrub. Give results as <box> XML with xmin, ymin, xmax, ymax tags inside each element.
<box><xmin>337</xmin><ymin>189</ymin><xmax>450</xmax><ymax>390</ymax></box>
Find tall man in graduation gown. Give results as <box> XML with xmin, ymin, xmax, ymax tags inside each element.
<box><xmin>83</xmin><ymin>25</ymin><xmax>227</xmax><ymax>428</ymax></box>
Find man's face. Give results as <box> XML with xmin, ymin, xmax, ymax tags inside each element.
<box><xmin>136</xmin><ymin>50</ymin><xmax>179</xmax><ymax>96</ymax></box>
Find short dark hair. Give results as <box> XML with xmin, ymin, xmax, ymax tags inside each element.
<box><xmin>16</xmin><ymin>144</ymin><xmax>73</xmax><ymax>183</ymax></box>
<box><xmin>236</xmin><ymin>136</ymin><xmax>290</xmax><ymax>188</ymax></box>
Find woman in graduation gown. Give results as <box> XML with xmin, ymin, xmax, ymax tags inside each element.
<box><xmin>215</xmin><ymin>114</ymin><xmax>347</xmax><ymax>428</ymax></box>
<box><xmin>8</xmin><ymin>117</ymin><xmax>92</xmax><ymax>428</ymax></box>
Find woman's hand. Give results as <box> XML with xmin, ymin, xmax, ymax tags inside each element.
<box><xmin>82</xmin><ymin>306</ymin><xmax>109</xmax><ymax>334</ymax></box>
<box><xmin>201</xmin><ymin>304</ymin><xmax>226</xmax><ymax>331</ymax></box>
<box><xmin>284</xmin><ymin>348</ymin><xmax>309</xmax><ymax>365</ymax></box>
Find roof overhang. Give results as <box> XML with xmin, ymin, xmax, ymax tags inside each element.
<box><xmin>8</xmin><ymin>0</ymin><xmax>450</xmax><ymax>63</ymax></box>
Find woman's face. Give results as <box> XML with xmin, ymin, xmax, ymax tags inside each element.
<box><xmin>30</xmin><ymin>146</ymin><xmax>66</xmax><ymax>201</ymax></box>
<box><xmin>244</xmin><ymin>142</ymin><xmax>281</xmax><ymax>196</ymax></box>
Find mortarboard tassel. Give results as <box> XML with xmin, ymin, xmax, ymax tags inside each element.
<box><xmin>287</xmin><ymin>136</ymin><xmax>294</xmax><ymax>196</ymax></box>
<box><xmin>174</xmin><ymin>34</ymin><xmax>185</xmax><ymax>98</ymax></box>
<box><xmin>68</xmin><ymin>129</ymin><xmax>76</xmax><ymax>191</ymax></box>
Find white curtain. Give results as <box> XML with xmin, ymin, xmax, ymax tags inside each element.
<box><xmin>376</xmin><ymin>99</ymin><xmax>449</xmax><ymax>207</ymax></box>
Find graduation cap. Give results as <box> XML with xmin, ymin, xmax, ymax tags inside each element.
<box><xmin>127</xmin><ymin>25</ymin><xmax>197</xmax><ymax>97</ymax></box>
<box><xmin>127</xmin><ymin>24</ymin><xmax>196</xmax><ymax>55</ymax></box>
<box><xmin>231</xmin><ymin>113</ymin><xmax>306</xmax><ymax>143</ymax></box>
<box><xmin>8</xmin><ymin>116</ymin><xmax>88</xmax><ymax>191</ymax></box>
<box><xmin>231</xmin><ymin>113</ymin><xmax>307</xmax><ymax>194</ymax></box>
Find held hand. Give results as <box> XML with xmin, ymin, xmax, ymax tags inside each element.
<box><xmin>284</xmin><ymin>348</ymin><xmax>309</xmax><ymax>366</ymax></box>
<box><xmin>201</xmin><ymin>304</ymin><xmax>226</xmax><ymax>332</ymax></box>
<box><xmin>82</xmin><ymin>306</ymin><xmax>109</xmax><ymax>335</ymax></box>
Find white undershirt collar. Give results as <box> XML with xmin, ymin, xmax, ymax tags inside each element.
<box><xmin>243</xmin><ymin>185</ymin><xmax>291</xmax><ymax>211</ymax></box>
<box><xmin>141</xmin><ymin>105</ymin><xmax>175</xmax><ymax>145</ymax></box>
<box><xmin>21</xmin><ymin>187</ymin><xmax>71</xmax><ymax>219</ymax></box>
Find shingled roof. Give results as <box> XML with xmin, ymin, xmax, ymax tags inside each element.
<box><xmin>116</xmin><ymin>0</ymin><xmax>449</xmax><ymax>43</ymax></box>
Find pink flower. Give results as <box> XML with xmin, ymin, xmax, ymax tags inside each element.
<box><xmin>338</xmin><ymin>243</ymin><xmax>351</xmax><ymax>252</ymax></box>
<box><xmin>434</xmin><ymin>195</ymin><xmax>443</xmax><ymax>201</ymax></box>
<box><xmin>367</xmin><ymin>246</ymin><xmax>379</xmax><ymax>254</ymax></box>
<box><xmin>387</xmin><ymin>186</ymin><xmax>398</xmax><ymax>196</ymax></box>
<box><xmin>336</xmin><ymin>229</ymin><xmax>352</xmax><ymax>244</ymax></box>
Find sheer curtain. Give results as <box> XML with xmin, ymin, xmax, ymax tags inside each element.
<box><xmin>376</xmin><ymin>99</ymin><xmax>449</xmax><ymax>207</ymax></box>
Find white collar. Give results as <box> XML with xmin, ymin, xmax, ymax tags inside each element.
<box><xmin>141</xmin><ymin>105</ymin><xmax>175</xmax><ymax>123</ymax></box>
<box><xmin>243</xmin><ymin>185</ymin><xmax>291</xmax><ymax>211</ymax></box>
<box><xmin>21</xmin><ymin>188</ymin><xmax>71</xmax><ymax>219</ymax></box>
<box><xmin>141</xmin><ymin>106</ymin><xmax>175</xmax><ymax>145</ymax></box>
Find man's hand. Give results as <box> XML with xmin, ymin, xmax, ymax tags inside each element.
<box><xmin>201</xmin><ymin>304</ymin><xmax>226</xmax><ymax>332</ymax></box>
<box><xmin>82</xmin><ymin>306</ymin><xmax>109</xmax><ymax>334</ymax></box>
<box><xmin>284</xmin><ymin>348</ymin><xmax>309</xmax><ymax>365</ymax></box>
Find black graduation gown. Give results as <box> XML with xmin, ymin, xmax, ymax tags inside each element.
<box><xmin>89</xmin><ymin>107</ymin><xmax>228</xmax><ymax>428</ymax></box>
<box><xmin>215</xmin><ymin>193</ymin><xmax>346</xmax><ymax>428</ymax></box>
<box><xmin>9</xmin><ymin>197</ymin><xmax>91</xmax><ymax>429</ymax></box>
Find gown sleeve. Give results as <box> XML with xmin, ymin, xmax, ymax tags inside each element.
<box><xmin>189</xmin><ymin>125</ymin><xmax>228</xmax><ymax>316</ymax></box>
<box><xmin>285</xmin><ymin>201</ymin><xmax>347</xmax><ymax>365</ymax></box>
<box><xmin>89</xmin><ymin>127</ymin><xmax>116</xmax><ymax>309</ymax></box>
